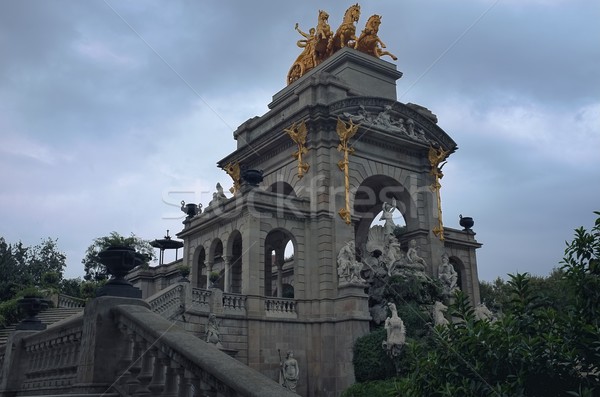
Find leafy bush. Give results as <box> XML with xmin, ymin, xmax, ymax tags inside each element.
<box><xmin>341</xmin><ymin>378</ymin><xmax>399</xmax><ymax>397</ymax></box>
<box><xmin>0</xmin><ymin>299</ymin><xmax>21</xmax><ymax>327</ymax></box>
<box><xmin>346</xmin><ymin>212</ymin><xmax>600</xmax><ymax>396</ymax></box>
<box><xmin>352</xmin><ymin>327</ymin><xmax>397</xmax><ymax>382</ymax></box>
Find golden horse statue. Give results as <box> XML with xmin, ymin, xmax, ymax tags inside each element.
<box><xmin>355</xmin><ymin>14</ymin><xmax>397</xmax><ymax>61</ymax></box>
<box><xmin>287</xmin><ymin>9</ymin><xmax>333</xmax><ymax>85</ymax></box>
<box><xmin>330</xmin><ymin>3</ymin><xmax>361</xmax><ymax>54</ymax></box>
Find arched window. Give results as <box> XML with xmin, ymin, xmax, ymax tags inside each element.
<box><xmin>264</xmin><ymin>230</ymin><xmax>295</xmax><ymax>298</ymax></box>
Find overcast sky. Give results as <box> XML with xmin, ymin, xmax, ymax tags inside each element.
<box><xmin>1</xmin><ymin>0</ymin><xmax>598</xmax><ymax>282</ymax></box>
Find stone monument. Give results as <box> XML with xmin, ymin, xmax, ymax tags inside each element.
<box><xmin>177</xmin><ymin>4</ymin><xmax>481</xmax><ymax>395</ymax></box>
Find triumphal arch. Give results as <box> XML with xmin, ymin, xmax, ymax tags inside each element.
<box><xmin>177</xmin><ymin>6</ymin><xmax>481</xmax><ymax>396</ymax></box>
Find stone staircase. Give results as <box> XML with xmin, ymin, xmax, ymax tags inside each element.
<box><xmin>0</xmin><ymin>307</ymin><xmax>83</xmax><ymax>346</ymax></box>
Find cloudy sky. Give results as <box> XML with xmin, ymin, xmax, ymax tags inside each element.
<box><xmin>1</xmin><ymin>0</ymin><xmax>598</xmax><ymax>281</ymax></box>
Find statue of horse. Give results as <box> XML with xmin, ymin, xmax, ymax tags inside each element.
<box><xmin>330</xmin><ymin>3</ymin><xmax>361</xmax><ymax>54</ymax></box>
<box><xmin>314</xmin><ymin>9</ymin><xmax>333</xmax><ymax>64</ymax></box>
<box><xmin>355</xmin><ymin>14</ymin><xmax>398</xmax><ymax>61</ymax></box>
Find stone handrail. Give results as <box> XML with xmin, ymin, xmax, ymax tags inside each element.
<box><xmin>57</xmin><ymin>293</ymin><xmax>87</xmax><ymax>308</ymax></box>
<box><xmin>265</xmin><ymin>297</ymin><xmax>297</xmax><ymax>318</ymax></box>
<box><xmin>0</xmin><ymin>314</ymin><xmax>84</xmax><ymax>395</ymax></box>
<box><xmin>191</xmin><ymin>287</ymin><xmax>212</xmax><ymax>312</ymax></box>
<box><xmin>146</xmin><ymin>282</ymin><xmax>185</xmax><ymax>319</ymax></box>
<box><xmin>0</xmin><ymin>344</ymin><xmax>5</xmax><ymax>387</ymax></box>
<box><xmin>223</xmin><ymin>292</ymin><xmax>247</xmax><ymax>315</ymax></box>
<box><xmin>111</xmin><ymin>304</ymin><xmax>297</xmax><ymax>397</ymax></box>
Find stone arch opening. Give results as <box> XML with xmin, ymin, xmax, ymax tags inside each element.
<box><xmin>449</xmin><ymin>256</ymin><xmax>465</xmax><ymax>292</ymax></box>
<box><xmin>264</xmin><ymin>229</ymin><xmax>296</xmax><ymax>298</ymax></box>
<box><xmin>193</xmin><ymin>246</ymin><xmax>207</xmax><ymax>288</ymax></box>
<box><xmin>268</xmin><ymin>181</ymin><xmax>297</xmax><ymax>197</ymax></box>
<box><xmin>209</xmin><ymin>239</ymin><xmax>224</xmax><ymax>290</ymax></box>
<box><xmin>227</xmin><ymin>230</ymin><xmax>243</xmax><ymax>294</ymax></box>
<box><xmin>353</xmin><ymin>174</ymin><xmax>417</xmax><ymax>254</ymax></box>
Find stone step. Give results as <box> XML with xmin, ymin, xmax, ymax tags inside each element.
<box><xmin>0</xmin><ymin>306</ymin><xmax>84</xmax><ymax>346</ymax></box>
<box><xmin>25</xmin><ymin>395</ymin><xmax>118</xmax><ymax>397</ymax></box>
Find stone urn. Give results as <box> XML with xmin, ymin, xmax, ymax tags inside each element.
<box><xmin>241</xmin><ymin>168</ymin><xmax>264</xmax><ymax>187</ymax></box>
<box><xmin>181</xmin><ymin>201</ymin><xmax>200</xmax><ymax>218</ymax></box>
<box><xmin>459</xmin><ymin>214</ymin><xmax>474</xmax><ymax>231</ymax></box>
<box><xmin>16</xmin><ymin>296</ymin><xmax>50</xmax><ymax>330</ymax></box>
<box><xmin>96</xmin><ymin>246</ymin><xmax>145</xmax><ymax>298</ymax></box>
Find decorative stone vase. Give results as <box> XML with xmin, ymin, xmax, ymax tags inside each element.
<box><xmin>16</xmin><ymin>296</ymin><xmax>49</xmax><ymax>330</ymax></box>
<box><xmin>459</xmin><ymin>214</ymin><xmax>474</xmax><ymax>231</ymax></box>
<box><xmin>241</xmin><ymin>169</ymin><xmax>264</xmax><ymax>187</ymax></box>
<box><xmin>96</xmin><ymin>246</ymin><xmax>144</xmax><ymax>298</ymax></box>
<box><xmin>183</xmin><ymin>203</ymin><xmax>198</xmax><ymax>218</ymax></box>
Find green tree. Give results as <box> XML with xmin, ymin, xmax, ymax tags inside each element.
<box><xmin>347</xmin><ymin>211</ymin><xmax>600</xmax><ymax>396</ymax></box>
<box><xmin>82</xmin><ymin>232</ymin><xmax>155</xmax><ymax>281</ymax></box>
<box><xmin>0</xmin><ymin>237</ymin><xmax>66</xmax><ymax>301</ymax></box>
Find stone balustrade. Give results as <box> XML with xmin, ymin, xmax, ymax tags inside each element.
<box><xmin>0</xmin><ymin>315</ymin><xmax>84</xmax><ymax>395</ymax></box>
<box><xmin>191</xmin><ymin>287</ymin><xmax>212</xmax><ymax>312</ymax></box>
<box><xmin>111</xmin><ymin>304</ymin><xmax>296</xmax><ymax>397</ymax></box>
<box><xmin>223</xmin><ymin>293</ymin><xmax>247</xmax><ymax>315</ymax></box>
<box><xmin>265</xmin><ymin>297</ymin><xmax>297</xmax><ymax>318</ymax></box>
<box><xmin>0</xmin><ymin>344</ymin><xmax>5</xmax><ymax>386</ymax></box>
<box><xmin>146</xmin><ymin>283</ymin><xmax>184</xmax><ymax>319</ymax></box>
<box><xmin>0</xmin><ymin>296</ymin><xmax>298</xmax><ymax>396</ymax></box>
<box><xmin>57</xmin><ymin>293</ymin><xmax>86</xmax><ymax>308</ymax></box>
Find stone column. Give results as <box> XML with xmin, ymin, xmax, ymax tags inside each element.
<box><xmin>223</xmin><ymin>256</ymin><xmax>232</xmax><ymax>293</ymax></box>
<box><xmin>206</xmin><ymin>261</ymin><xmax>214</xmax><ymax>289</ymax></box>
<box><xmin>274</xmin><ymin>248</ymin><xmax>285</xmax><ymax>298</ymax></box>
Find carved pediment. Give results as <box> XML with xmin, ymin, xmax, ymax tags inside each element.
<box><xmin>330</xmin><ymin>98</ymin><xmax>456</xmax><ymax>151</ymax></box>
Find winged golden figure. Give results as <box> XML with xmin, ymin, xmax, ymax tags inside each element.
<box><xmin>285</xmin><ymin>120</ymin><xmax>308</xmax><ymax>147</ymax></box>
<box><xmin>336</xmin><ymin>117</ymin><xmax>359</xmax><ymax>146</ymax></box>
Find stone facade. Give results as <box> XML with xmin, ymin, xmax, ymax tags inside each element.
<box><xmin>176</xmin><ymin>47</ymin><xmax>481</xmax><ymax>396</ymax></box>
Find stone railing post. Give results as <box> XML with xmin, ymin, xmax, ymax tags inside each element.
<box><xmin>72</xmin><ymin>296</ymin><xmax>150</xmax><ymax>394</ymax></box>
<box><xmin>0</xmin><ymin>331</ymin><xmax>37</xmax><ymax>393</ymax></box>
<box><xmin>208</xmin><ymin>288</ymin><xmax>224</xmax><ymax>315</ymax></box>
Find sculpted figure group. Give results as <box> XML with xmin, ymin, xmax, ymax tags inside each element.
<box><xmin>288</xmin><ymin>4</ymin><xmax>397</xmax><ymax>84</ymax></box>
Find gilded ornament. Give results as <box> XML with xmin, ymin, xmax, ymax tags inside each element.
<box><xmin>224</xmin><ymin>162</ymin><xmax>241</xmax><ymax>194</ymax></box>
<box><xmin>284</xmin><ymin>120</ymin><xmax>310</xmax><ymax>178</ymax></box>
<box><xmin>287</xmin><ymin>4</ymin><xmax>398</xmax><ymax>85</ymax></box>
<box><xmin>355</xmin><ymin>15</ymin><xmax>397</xmax><ymax>60</ymax></box>
<box><xmin>428</xmin><ymin>145</ymin><xmax>450</xmax><ymax>241</ymax></box>
<box><xmin>288</xmin><ymin>10</ymin><xmax>333</xmax><ymax>85</ymax></box>
<box><xmin>336</xmin><ymin>117</ymin><xmax>359</xmax><ymax>225</ymax></box>
<box><xmin>330</xmin><ymin>3</ymin><xmax>361</xmax><ymax>53</ymax></box>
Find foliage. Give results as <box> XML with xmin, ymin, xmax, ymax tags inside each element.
<box><xmin>341</xmin><ymin>378</ymin><xmax>399</xmax><ymax>397</ymax></box>
<box><xmin>480</xmin><ymin>268</ymin><xmax>573</xmax><ymax>315</ymax></box>
<box><xmin>0</xmin><ymin>237</ymin><xmax>66</xmax><ymax>301</ymax></box>
<box><xmin>385</xmin><ymin>273</ymin><xmax>443</xmax><ymax>306</ymax></box>
<box><xmin>178</xmin><ymin>264</ymin><xmax>191</xmax><ymax>277</ymax></box>
<box><xmin>59</xmin><ymin>277</ymin><xmax>85</xmax><ymax>298</ymax></box>
<box><xmin>347</xmin><ymin>211</ymin><xmax>600</xmax><ymax>396</ymax></box>
<box><xmin>82</xmin><ymin>231</ymin><xmax>155</xmax><ymax>281</ymax></box>
<box><xmin>352</xmin><ymin>327</ymin><xmax>397</xmax><ymax>382</ymax></box>
<box><xmin>0</xmin><ymin>286</ymin><xmax>52</xmax><ymax>328</ymax></box>
<box><xmin>561</xmin><ymin>211</ymin><xmax>600</xmax><ymax>326</ymax></box>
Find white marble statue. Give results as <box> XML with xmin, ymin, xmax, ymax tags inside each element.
<box><xmin>382</xmin><ymin>302</ymin><xmax>406</xmax><ymax>357</ymax></box>
<box><xmin>337</xmin><ymin>241</ymin><xmax>363</xmax><ymax>285</ymax></box>
<box><xmin>432</xmin><ymin>301</ymin><xmax>449</xmax><ymax>326</ymax></box>
<box><xmin>438</xmin><ymin>253</ymin><xmax>458</xmax><ymax>296</ymax></box>
<box><xmin>385</xmin><ymin>236</ymin><xmax>404</xmax><ymax>276</ymax></box>
<box><xmin>205</xmin><ymin>313</ymin><xmax>223</xmax><ymax>348</ymax></box>
<box><xmin>279</xmin><ymin>350</ymin><xmax>299</xmax><ymax>392</ymax></box>
<box><xmin>406</xmin><ymin>239</ymin><xmax>427</xmax><ymax>271</ymax></box>
<box><xmin>380</xmin><ymin>198</ymin><xmax>397</xmax><ymax>236</ymax></box>
<box><xmin>474</xmin><ymin>303</ymin><xmax>495</xmax><ymax>322</ymax></box>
